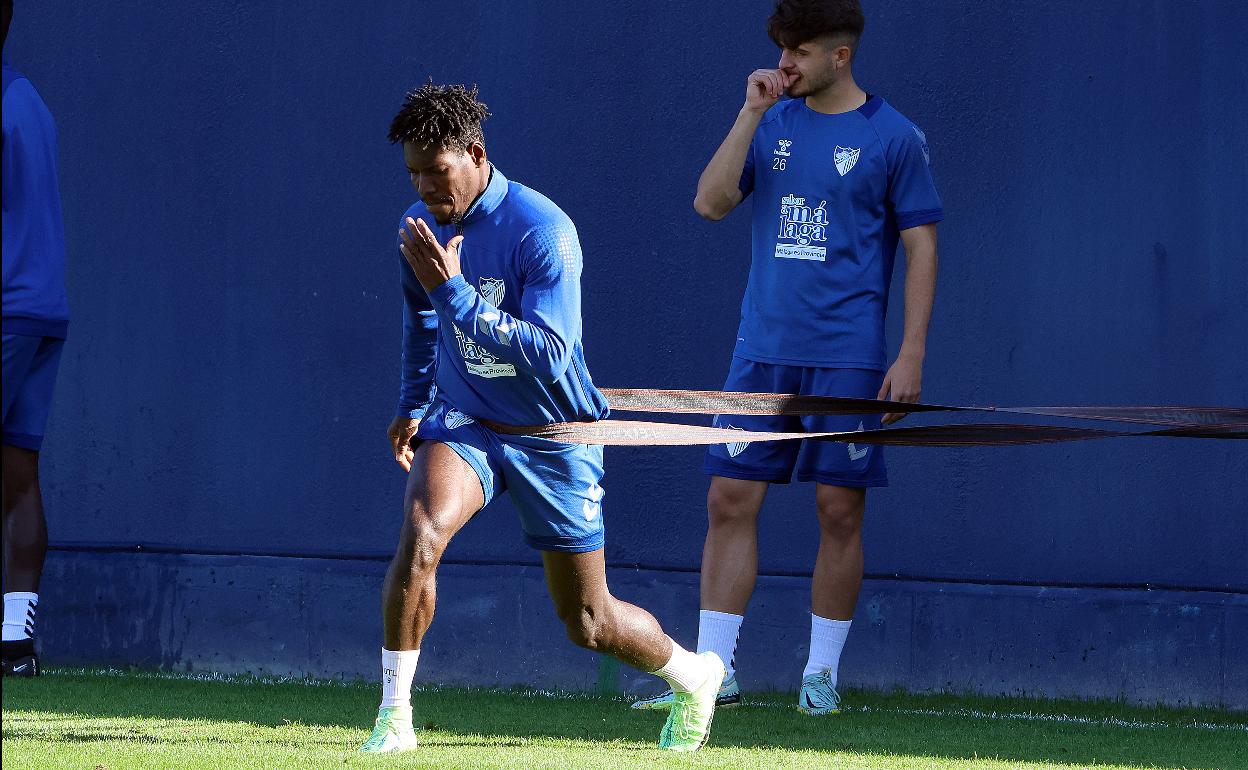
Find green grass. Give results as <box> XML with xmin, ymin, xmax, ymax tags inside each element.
<box><xmin>2</xmin><ymin>668</ymin><xmax>1244</xmax><ymax>770</ymax></box>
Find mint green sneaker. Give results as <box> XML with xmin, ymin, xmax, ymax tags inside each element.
<box><xmin>359</xmin><ymin>706</ymin><xmax>418</xmax><ymax>753</ymax></box>
<box><xmin>797</xmin><ymin>670</ymin><xmax>841</xmax><ymax>715</ymax></box>
<box><xmin>631</xmin><ymin>674</ymin><xmax>741</xmax><ymax>710</ymax></box>
<box><xmin>658</xmin><ymin>652</ymin><xmax>725</xmax><ymax>751</ymax></box>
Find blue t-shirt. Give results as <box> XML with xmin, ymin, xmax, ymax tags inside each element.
<box><xmin>2</xmin><ymin>61</ymin><xmax>69</xmax><ymax>338</ymax></box>
<box><xmin>735</xmin><ymin>95</ymin><xmax>942</xmax><ymax>369</ymax></box>
<box><xmin>397</xmin><ymin>165</ymin><xmax>610</xmax><ymax>426</ymax></box>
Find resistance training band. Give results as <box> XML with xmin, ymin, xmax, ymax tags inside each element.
<box><xmin>472</xmin><ymin>388</ymin><xmax>1247</xmax><ymax>447</ymax></box>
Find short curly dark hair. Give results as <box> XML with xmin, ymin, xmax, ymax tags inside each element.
<box><xmin>767</xmin><ymin>0</ymin><xmax>865</xmax><ymax>52</ymax></box>
<box><xmin>387</xmin><ymin>82</ymin><xmax>492</xmax><ymax>151</ymax></box>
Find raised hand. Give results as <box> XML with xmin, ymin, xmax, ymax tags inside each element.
<box><xmin>399</xmin><ymin>216</ymin><xmax>463</xmax><ymax>292</ymax></box>
<box><xmin>745</xmin><ymin>68</ymin><xmax>793</xmax><ymax>113</ymax></box>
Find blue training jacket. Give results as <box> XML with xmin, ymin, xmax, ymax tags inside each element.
<box><xmin>396</xmin><ymin>165</ymin><xmax>609</xmax><ymax>426</ymax></box>
<box><xmin>2</xmin><ymin>60</ymin><xmax>69</xmax><ymax>338</ymax></box>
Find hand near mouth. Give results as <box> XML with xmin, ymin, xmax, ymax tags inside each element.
<box><xmin>399</xmin><ymin>216</ymin><xmax>464</xmax><ymax>293</ymax></box>
<box><xmin>745</xmin><ymin>68</ymin><xmax>795</xmax><ymax>113</ymax></box>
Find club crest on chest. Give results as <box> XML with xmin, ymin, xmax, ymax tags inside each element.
<box><xmin>834</xmin><ymin>146</ymin><xmax>860</xmax><ymax>176</ymax></box>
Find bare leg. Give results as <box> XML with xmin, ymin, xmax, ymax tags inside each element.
<box><xmin>700</xmin><ymin>476</ymin><xmax>769</xmax><ymax>614</ymax></box>
<box><xmin>2</xmin><ymin>446</ymin><xmax>47</xmax><ymax>593</ymax></box>
<box><xmin>542</xmin><ymin>549</ymin><xmax>672</xmax><ymax>671</ymax></box>
<box><xmin>381</xmin><ymin>442</ymin><xmax>485</xmax><ymax>651</ymax></box>
<box><xmin>811</xmin><ymin>484</ymin><xmax>866</xmax><ymax>620</ymax></box>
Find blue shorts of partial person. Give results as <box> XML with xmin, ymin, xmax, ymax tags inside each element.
<box><xmin>416</xmin><ymin>400</ymin><xmax>606</xmax><ymax>553</ymax></box>
<box><xmin>3</xmin><ymin>333</ymin><xmax>66</xmax><ymax>451</ymax></box>
<box><xmin>703</xmin><ymin>357</ymin><xmax>888</xmax><ymax>488</ymax></box>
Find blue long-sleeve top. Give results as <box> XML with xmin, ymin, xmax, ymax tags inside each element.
<box><xmin>396</xmin><ymin>165</ymin><xmax>609</xmax><ymax>426</ymax></box>
<box><xmin>3</xmin><ymin>61</ymin><xmax>69</xmax><ymax>338</ymax></box>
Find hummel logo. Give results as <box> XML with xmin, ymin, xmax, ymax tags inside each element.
<box><xmin>912</xmin><ymin>125</ymin><xmax>931</xmax><ymax>164</ymax></box>
<box><xmin>774</xmin><ymin>138</ymin><xmax>793</xmax><ymax>157</ymax></box>
<box><xmin>478</xmin><ymin>311</ymin><xmax>517</xmax><ymax>346</ymax></box>
<box><xmin>846</xmin><ymin>421</ymin><xmax>869</xmax><ymax>461</ymax></box>
<box><xmin>583</xmin><ymin>483</ymin><xmax>605</xmax><ymax>522</ymax></box>
<box><xmin>477</xmin><ymin>311</ymin><xmax>499</xmax><ymax>337</ymax></box>
<box><xmin>495</xmin><ymin>320</ymin><xmax>516</xmax><ymax>346</ymax></box>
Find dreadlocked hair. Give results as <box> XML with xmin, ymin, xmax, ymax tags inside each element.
<box><xmin>388</xmin><ymin>82</ymin><xmax>491</xmax><ymax>151</ymax></box>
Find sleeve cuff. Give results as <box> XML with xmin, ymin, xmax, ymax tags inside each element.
<box><xmin>396</xmin><ymin>403</ymin><xmax>430</xmax><ymax>420</ymax></box>
<box><xmin>896</xmin><ymin>209</ymin><xmax>944</xmax><ymax>230</ymax></box>
<box><xmin>428</xmin><ymin>274</ymin><xmax>474</xmax><ymax>310</ymax></box>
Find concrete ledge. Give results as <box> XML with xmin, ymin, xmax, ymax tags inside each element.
<box><xmin>37</xmin><ymin>550</ymin><xmax>1246</xmax><ymax>709</ymax></box>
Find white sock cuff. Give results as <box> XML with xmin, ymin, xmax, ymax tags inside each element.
<box><xmin>380</xmin><ymin>647</ymin><xmax>421</xmax><ymax>710</ymax></box>
<box><xmin>804</xmin><ymin>614</ymin><xmax>852</xmax><ymax>680</ymax></box>
<box><xmin>382</xmin><ymin>646</ymin><xmax>421</xmax><ymax>661</ymax></box>
<box><xmin>3</xmin><ymin>594</ymin><xmax>39</xmax><ymax>642</ymax></box>
<box><xmin>697</xmin><ymin>609</ymin><xmax>743</xmax><ymax>678</ymax></box>
<box><xmin>811</xmin><ymin>614</ymin><xmax>851</xmax><ymax>635</ymax></box>
<box><xmin>652</xmin><ymin>638</ymin><xmax>709</xmax><ymax>694</ymax></box>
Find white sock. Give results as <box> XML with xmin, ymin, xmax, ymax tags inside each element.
<box><xmin>803</xmin><ymin>614</ymin><xmax>851</xmax><ymax>681</ymax></box>
<box><xmin>651</xmin><ymin>638</ymin><xmax>709</xmax><ymax>693</ymax></box>
<box><xmin>3</xmin><ymin>593</ymin><xmax>38</xmax><ymax>642</ymax></box>
<box><xmin>696</xmin><ymin>609</ymin><xmax>743</xmax><ymax>680</ymax></box>
<box><xmin>380</xmin><ymin>647</ymin><xmax>420</xmax><ymax>710</ymax></box>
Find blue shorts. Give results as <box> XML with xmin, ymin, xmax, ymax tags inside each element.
<box><xmin>703</xmin><ymin>357</ymin><xmax>888</xmax><ymax>487</ymax></box>
<box><xmin>3</xmin><ymin>334</ymin><xmax>65</xmax><ymax>451</ymax></box>
<box><xmin>416</xmin><ymin>400</ymin><xmax>606</xmax><ymax>553</ymax></box>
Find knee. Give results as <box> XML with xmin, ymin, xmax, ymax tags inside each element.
<box><xmin>707</xmin><ymin>483</ymin><xmax>760</xmax><ymax>528</ymax></box>
<box><xmin>560</xmin><ymin>603</ymin><xmax>610</xmax><ymax>651</ymax></box>
<box><xmin>816</xmin><ymin>494</ymin><xmax>864</xmax><ymax>543</ymax></box>
<box><xmin>397</xmin><ymin>513</ymin><xmax>452</xmax><ymax>574</ymax></box>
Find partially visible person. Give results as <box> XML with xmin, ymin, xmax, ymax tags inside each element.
<box><xmin>2</xmin><ymin>0</ymin><xmax>71</xmax><ymax>678</ymax></box>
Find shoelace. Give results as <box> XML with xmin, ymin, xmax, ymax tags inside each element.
<box><xmin>672</xmin><ymin>691</ymin><xmax>703</xmax><ymax>737</ymax></box>
<box><xmin>363</xmin><ymin>716</ymin><xmax>399</xmax><ymax>749</ymax></box>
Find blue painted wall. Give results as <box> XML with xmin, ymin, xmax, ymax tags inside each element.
<box><xmin>7</xmin><ymin>1</ymin><xmax>1246</xmax><ymax>704</ymax></box>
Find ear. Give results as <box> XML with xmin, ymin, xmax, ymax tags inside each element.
<box><xmin>836</xmin><ymin>45</ymin><xmax>853</xmax><ymax>69</ymax></box>
<box><xmin>468</xmin><ymin>141</ymin><xmax>487</xmax><ymax>167</ymax></box>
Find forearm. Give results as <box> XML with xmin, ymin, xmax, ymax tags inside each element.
<box><xmin>428</xmin><ymin>275</ymin><xmax>572</xmax><ymax>382</ymax></box>
<box><xmin>397</xmin><ymin>261</ymin><xmax>440</xmax><ymax>416</ymax></box>
<box><xmin>694</xmin><ymin>107</ymin><xmax>762</xmax><ymax>220</ymax></box>
<box><xmin>397</xmin><ymin>308</ymin><xmax>439</xmax><ymax>417</ymax></box>
<box><xmin>898</xmin><ymin>229</ymin><xmax>939</xmax><ymax>360</ymax></box>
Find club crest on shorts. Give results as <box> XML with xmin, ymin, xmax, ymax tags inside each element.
<box><xmin>834</xmin><ymin>146</ymin><xmax>860</xmax><ymax>176</ymax></box>
<box><xmin>479</xmin><ymin>277</ymin><xmax>506</xmax><ymax>307</ymax></box>
<box><xmin>718</xmin><ymin>420</ymin><xmax>751</xmax><ymax>458</ymax></box>
<box><xmin>443</xmin><ymin>408</ymin><xmax>474</xmax><ymax>430</ymax></box>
